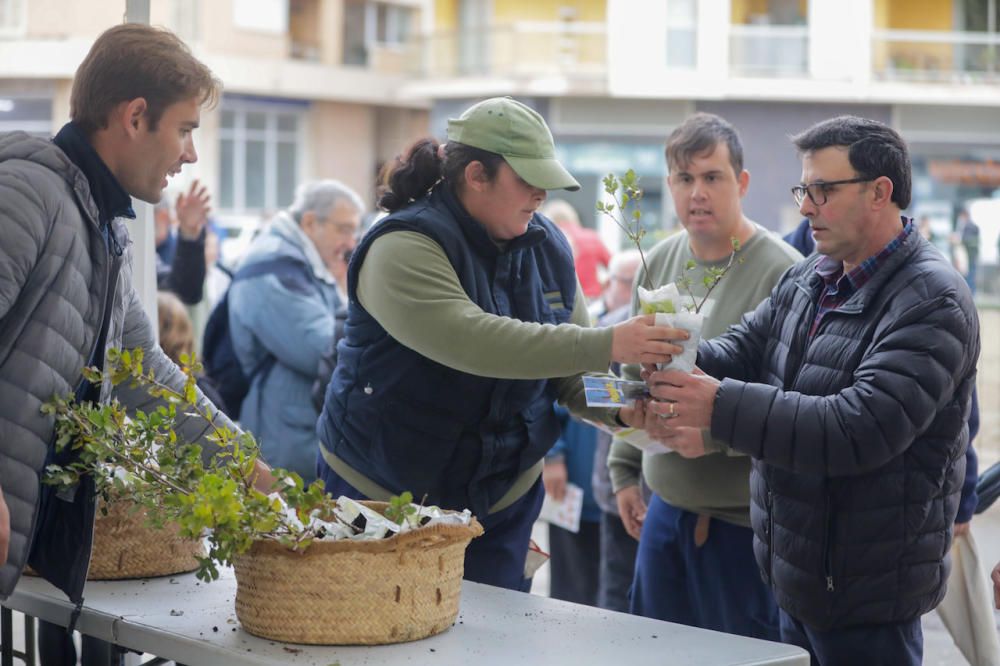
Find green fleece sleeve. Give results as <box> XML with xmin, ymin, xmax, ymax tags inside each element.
<box><xmin>356</xmin><ymin>230</ymin><xmax>614</xmax><ymax>380</ymax></box>
<box><xmin>608</xmin><ymin>435</ymin><xmax>643</xmax><ymax>493</ymax></box>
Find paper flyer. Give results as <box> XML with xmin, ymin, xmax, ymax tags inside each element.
<box><xmin>538</xmin><ymin>482</ymin><xmax>584</xmax><ymax>533</ymax></box>
<box><xmin>582</xmin><ymin>375</ymin><xmax>650</xmax><ymax>408</ymax></box>
<box><xmin>580</xmin><ymin>418</ymin><xmax>674</xmax><ymax>456</ymax></box>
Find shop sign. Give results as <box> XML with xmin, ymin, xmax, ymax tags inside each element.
<box><xmin>928</xmin><ymin>159</ymin><xmax>1000</xmax><ymax>186</ymax></box>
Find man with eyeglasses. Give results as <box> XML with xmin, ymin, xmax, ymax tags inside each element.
<box><xmin>642</xmin><ymin>116</ymin><xmax>980</xmax><ymax>665</ymax></box>
<box><xmin>608</xmin><ymin>112</ymin><xmax>800</xmax><ymax>639</ymax></box>
<box><xmin>228</xmin><ymin>179</ymin><xmax>363</xmax><ymax>483</ymax></box>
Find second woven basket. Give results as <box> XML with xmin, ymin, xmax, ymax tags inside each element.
<box><xmin>233</xmin><ymin>501</ymin><xmax>484</xmax><ymax>645</ymax></box>
<box><xmin>88</xmin><ymin>499</ymin><xmax>205</xmax><ymax>580</ymax></box>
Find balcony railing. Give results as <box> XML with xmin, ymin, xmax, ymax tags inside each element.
<box><xmin>872</xmin><ymin>29</ymin><xmax>1000</xmax><ymax>83</ymax></box>
<box><xmin>411</xmin><ymin>21</ymin><xmax>606</xmax><ymax>80</ymax></box>
<box><xmin>729</xmin><ymin>24</ymin><xmax>809</xmax><ymax>78</ymax></box>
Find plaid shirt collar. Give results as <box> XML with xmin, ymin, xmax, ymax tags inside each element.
<box><xmin>809</xmin><ymin>217</ymin><xmax>913</xmax><ymax>337</ymax></box>
<box><xmin>814</xmin><ymin>217</ymin><xmax>914</xmax><ymax>295</ymax></box>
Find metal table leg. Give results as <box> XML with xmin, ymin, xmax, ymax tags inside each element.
<box><xmin>1</xmin><ymin>607</ymin><xmax>13</xmax><ymax>666</ymax></box>
<box><xmin>22</xmin><ymin>616</ymin><xmax>32</xmax><ymax>666</ymax></box>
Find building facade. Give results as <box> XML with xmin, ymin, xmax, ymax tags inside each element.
<box><xmin>2</xmin><ymin>0</ymin><xmax>999</xmax><ymax>281</ymax></box>
<box><xmin>406</xmin><ymin>0</ymin><xmax>1000</xmax><ymax>284</ymax></box>
<box><xmin>0</xmin><ymin>0</ymin><xmax>432</xmax><ymax>228</ymax></box>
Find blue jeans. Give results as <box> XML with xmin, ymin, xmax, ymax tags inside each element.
<box><xmin>317</xmin><ymin>460</ymin><xmax>545</xmax><ymax>592</ymax></box>
<box><xmin>779</xmin><ymin>609</ymin><xmax>922</xmax><ymax>666</ymax></box>
<box><xmin>630</xmin><ymin>495</ymin><xmax>779</xmax><ymax>640</ymax></box>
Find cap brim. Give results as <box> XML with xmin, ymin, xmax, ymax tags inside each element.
<box><xmin>504</xmin><ymin>155</ymin><xmax>580</xmax><ymax>192</ymax></box>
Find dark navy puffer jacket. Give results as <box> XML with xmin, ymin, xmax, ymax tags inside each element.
<box><xmin>700</xmin><ymin>227</ymin><xmax>980</xmax><ymax>630</ymax></box>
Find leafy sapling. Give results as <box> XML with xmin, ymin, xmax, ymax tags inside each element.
<box><xmin>596</xmin><ymin>170</ymin><xmax>654</xmax><ymax>291</ymax></box>
<box><xmin>42</xmin><ymin>348</ymin><xmax>368</xmax><ymax>581</ymax></box>
<box><xmin>675</xmin><ymin>236</ymin><xmax>744</xmax><ymax>314</ymax></box>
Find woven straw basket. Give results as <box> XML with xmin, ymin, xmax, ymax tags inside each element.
<box><xmin>233</xmin><ymin>501</ymin><xmax>484</xmax><ymax>645</ymax></box>
<box><xmin>24</xmin><ymin>498</ymin><xmax>204</xmax><ymax>580</ymax></box>
<box><xmin>86</xmin><ymin>498</ymin><xmax>205</xmax><ymax>580</ymax></box>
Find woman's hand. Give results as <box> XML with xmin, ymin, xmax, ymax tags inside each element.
<box><xmin>610</xmin><ymin>314</ymin><xmax>688</xmax><ymax>365</ymax></box>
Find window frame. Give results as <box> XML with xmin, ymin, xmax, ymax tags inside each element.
<box><xmin>218</xmin><ymin>98</ymin><xmax>306</xmax><ymax>214</ymax></box>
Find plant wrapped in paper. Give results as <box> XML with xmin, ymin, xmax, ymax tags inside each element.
<box><xmin>598</xmin><ymin>171</ymin><xmax>741</xmax><ymax>372</ymax></box>
<box><xmin>42</xmin><ymin>348</ymin><xmax>483</xmax><ymax>645</ymax></box>
<box><xmin>636</xmin><ymin>239</ymin><xmax>742</xmax><ymax>372</ymax></box>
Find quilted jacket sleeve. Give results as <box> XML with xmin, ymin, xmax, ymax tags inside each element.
<box><xmin>710</xmin><ymin>294</ymin><xmax>978</xmax><ymax>477</ymax></box>
<box><xmin>0</xmin><ymin>168</ymin><xmax>45</xmax><ymax>321</ymax></box>
<box><xmin>114</xmin><ymin>281</ymin><xmax>236</xmax><ymax>464</ymax></box>
<box><xmin>697</xmin><ymin>294</ymin><xmax>777</xmax><ymax>384</ymax></box>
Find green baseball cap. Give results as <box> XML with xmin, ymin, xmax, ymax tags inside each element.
<box><xmin>446</xmin><ymin>97</ymin><xmax>580</xmax><ymax>192</ymax></box>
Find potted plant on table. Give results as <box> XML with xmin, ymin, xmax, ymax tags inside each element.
<box><xmin>42</xmin><ymin>348</ymin><xmax>483</xmax><ymax>645</ymax></box>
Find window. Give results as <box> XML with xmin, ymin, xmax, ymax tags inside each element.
<box><xmin>0</xmin><ymin>96</ymin><xmax>51</xmax><ymax>136</ymax></box>
<box><xmin>376</xmin><ymin>3</ymin><xmax>412</xmax><ymax>46</ymax></box>
<box><xmin>666</xmin><ymin>0</ymin><xmax>698</xmax><ymax>69</ymax></box>
<box><xmin>343</xmin><ymin>0</ymin><xmax>368</xmax><ymax>65</ymax></box>
<box><xmin>172</xmin><ymin>0</ymin><xmax>200</xmax><ymax>44</ymax></box>
<box><xmin>730</xmin><ymin>0</ymin><xmax>809</xmax><ymax>77</ymax></box>
<box><xmin>218</xmin><ymin>100</ymin><xmax>305</xmax><ymax>213</ymax></box>
<box><xmin>963</xmin><ymin>0</ymin><xmax>999</xmax><ymax>32</ymax></box>
<box><xmin>233</xmin><ymin>0</ymin><xmax>288</xmax><ymax>34</ymax></box>
<box><xmin>0</xmin><ymin>0</ymin><xmax>26</xmax><ymax>37</ymax></box>
<box><xmin>342</xmin><ymin>1</ymin><xmax>415</xmax><ymax>66</ymax></box>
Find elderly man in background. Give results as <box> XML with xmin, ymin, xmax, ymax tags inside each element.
<box><xmin>229</xmin><ymin>180</ymin><xmax>363</xmax><ymax>483</ymax></box>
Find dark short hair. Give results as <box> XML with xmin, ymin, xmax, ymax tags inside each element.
<box><xmin>792</xmin><ymin>116</ymin><xmax>911</xmax><ymax>209</ymax></box>
<box><xmin>71</xmin><ymin>24</ymin><xmax>221</xmax><ymax>135</ymax></box>
<box><xmin>665</xmin><ymin>112</ymin><xmax>744</xmax><ymax>176</ymax></box>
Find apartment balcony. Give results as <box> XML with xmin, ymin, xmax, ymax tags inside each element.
<box><xmin>729</xmin><ymin>24</ymin><xmax>809</xmax><ymax>78</ymax></box>
<box><xmin>407</xmin><ymin>21</ymin><xmax>607</xmax><ymax>95</ymax></box>
<box><xmin>872</xmin><ymin>29</ymin><xmax>1000</xmax><ymax>84</ymax></box>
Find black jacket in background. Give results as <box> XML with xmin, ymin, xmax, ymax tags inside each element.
<box><xmin>157</xmin><ymin>229</ymin><xmax>206</xmax><ymax>305</ymax></box>
<box><xmin>701</xmin><ymin>228</ymin><xmax>980</xmax><ymax>630</ymax></box>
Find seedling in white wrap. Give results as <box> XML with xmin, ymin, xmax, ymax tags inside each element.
<box><xmin>637</xmin><ymin>239</ymin><xmax>741</xmax><ymax>373</ymax></box>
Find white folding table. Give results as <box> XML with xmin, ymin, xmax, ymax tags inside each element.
<box><xmin>3</xmin><ymin>569</ymin><xmax>809</xmax><ymax>666</ymax></box>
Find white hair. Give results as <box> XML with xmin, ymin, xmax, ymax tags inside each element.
<box><xmin>288</xmin><ymin>179</ymin><xmax>365</xmax><ymax>224</ymax></box>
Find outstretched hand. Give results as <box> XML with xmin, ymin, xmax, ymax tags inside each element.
<box><xmin>610</xmin><ymin>314</ymin><xmax>688</xmax><ymax>366</ymax></box>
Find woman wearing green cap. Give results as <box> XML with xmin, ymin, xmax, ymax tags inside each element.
<box><xmin>317</xmin><ymin>97</ymin><xmax>681</xmax><ymax>591</ymax></box>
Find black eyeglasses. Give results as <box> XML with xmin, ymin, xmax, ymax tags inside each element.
<box><xmin>791</xmin><ymin>177</ymin><xmax>876</xmax><ymax>207</ymax></box>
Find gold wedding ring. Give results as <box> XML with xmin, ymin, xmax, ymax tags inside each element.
<box><xmin>668</xmin><ymin>402</ymin><xmax>675</xmax><ymax>417</ymax></box>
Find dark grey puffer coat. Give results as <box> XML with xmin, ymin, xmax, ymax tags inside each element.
<box><xmin>0</xmin><ymin>131</ymin><xmax>233</xmax><ymax>601</ymax></box>
<box><xmin>700</xmin><ymin>228</ymin><xmax>980</xmax><ymax>630</ymax></box>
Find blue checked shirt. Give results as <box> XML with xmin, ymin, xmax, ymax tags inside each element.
<box><xmin>810</xmin><ymin>218</ymin><xmax>914</xmax><ymax>338</ymax></box>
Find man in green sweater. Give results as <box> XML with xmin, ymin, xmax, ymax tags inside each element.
<box><xmin>609</xmin><ymin>113</ymin><xmax>800</xmax><ymax>639</ymax></box>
